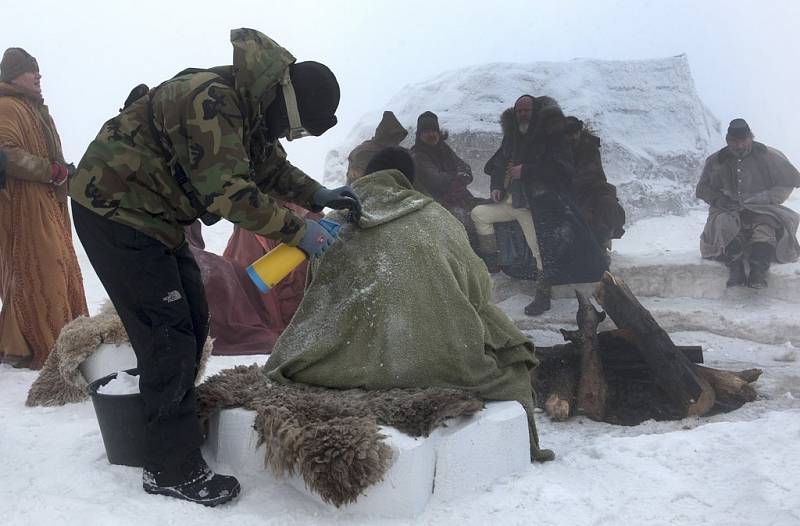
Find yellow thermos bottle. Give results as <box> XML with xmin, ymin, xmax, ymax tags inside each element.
<box><xmin>246</xmin><ymin>218</ymin><xmax>340</xmax><ymax>293</ymax></box>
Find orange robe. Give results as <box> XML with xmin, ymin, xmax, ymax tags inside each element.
<box><xmin>0</xmin><ymin>83</ymin><xmax>87</xmax><ymax>369</ymax></box>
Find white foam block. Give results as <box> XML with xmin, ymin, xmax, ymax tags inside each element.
<box><xmin>80</xmin><ymin>343</ymin><xmax>138</xmax><ymax>384</ymax></box>
<box><xmin>206</xmin><ymin>401</ymin><xmax>530</xmax><ymax>517</ymax></box>
<box><xmin>429</xmin><ymin>401</ymin><xmax>531</xmax><ymax>500</ymax></box>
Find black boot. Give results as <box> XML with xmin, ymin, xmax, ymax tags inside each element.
<box><xmin>481</xmin><ymin>252</ymin><xmax>500</xmax><ymax>274</ymax></box>
<box><xmin>524</xmin><ymin>278</ymin><xmax>551</xmax><ymax>316</ymax></box>
<box><xmin>143</xmin><ymin>449</ymin><xmax>241</xmax><ymax>507</ymax></box>
<box><xmin>477</xmin><ymin>234</ymin><xmax>500</xmax><ymax>273</ymax></box>
<box><xmin>747</xmin><ymin>242</ymin><xmax>773</xmax><ymax>289</ymax></box>
<box><xmin>726</xmin><ymin>259</ymin><xmax>747</xmax><ymax>288</ymax></box>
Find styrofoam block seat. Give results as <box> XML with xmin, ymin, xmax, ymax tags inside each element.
<box><xmin>205</xmin><ymin>400</ymin><xmax>530</xmax><ymax>517</ymax></box>
<box><xmin>80</xmin><ymin>343</ymin><xmax>137</xmax><ymax>384</ymax></box>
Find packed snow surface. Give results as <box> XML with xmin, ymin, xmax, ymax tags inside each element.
<box><xmin>96</xmin><ymin>371</ymin><xmax>140</xmax><ymax>396</ymax></box>
<box><xmin>3</xmin><ymin>335</ymin><xmax>799</xmax><ymax>525</ymax></box>
<box><xmin>3</xmin><ymin>170</ymin><xmax>800</xmax><ymax>526</ymax></box>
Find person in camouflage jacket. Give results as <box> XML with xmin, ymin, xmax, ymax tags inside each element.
<box><xmin>70</xmin><ymin>28</ymin><xmax>360</xmax><ymax>507</ymax></box>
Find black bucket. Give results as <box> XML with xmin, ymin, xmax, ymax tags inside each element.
<box><xmin>88</xmin><ymin>368</ymin><xmax>146</xmax><ymax>467</ymax></box>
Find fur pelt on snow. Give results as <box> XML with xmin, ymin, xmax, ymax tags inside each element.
<box><xmin>196</xmin><ymin>364</ymin><xmax>484</xmax><ymax>507</ymax></box>
<box><xmin>26</xmin><ymin>301</ymin><xmax>213</xmax><ymax>407</ymax></box>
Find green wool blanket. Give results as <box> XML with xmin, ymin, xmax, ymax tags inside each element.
<box><xmin>266</xmin><ymin>169</ymin><xmax>544</xmax><ymax>454</ymax></box>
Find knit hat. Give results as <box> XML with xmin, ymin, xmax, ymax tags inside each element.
<box><xmin>726</xmin><ymin>118</ymin><xmax>752</xmax><ymax>139</ymax></box>
<box><xmin>365</xmin><ymin>146</ymin><xmax>415</xmax><ymax>184</ymax></box>
<box><xmin>0</xmin><ymin>48</ymin><xmax>39</xmax><ymax>83</ymax></box>
<box><xmin>288</xmin><ymin>61</ymin><xmax>340</xmax><ymax>136</ymax></box>
<box><xmin>416</xmin><ymin>111</ymin><xmax>440</xmax><ymax>134</ymax></box>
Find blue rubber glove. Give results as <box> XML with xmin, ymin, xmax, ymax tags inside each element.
<box><xmin>296</xmin><ymin>218</ymin><xmax>336</xmax><ymax>258</ymax></box>
<box><xmin>312</xmin><ymin>185</ymin><xmax>362</xmax><ymax>220</ymax></box>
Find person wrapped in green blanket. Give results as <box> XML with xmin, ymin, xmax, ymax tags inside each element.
<box><xmin>266</xmin><ymin>147</ymin><xmax>554</xmax><ymax>462</ymax></box>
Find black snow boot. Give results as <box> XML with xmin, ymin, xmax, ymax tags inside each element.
<box><xmin>524</xmin><ymin>278</ymin><xmax>552</xmax><ymax>316</ymax></box>
<box><xmin>747</xmin><ymin>242</ymin><xmax>773</xmax><ymax>289</ymax></box>
<box><xmin>143</xmin><ymin>449</ymin><xmax>240</xmax><ymax>507</ymax></box>
<box><xmin>477</xmin><ymin>234</ymin><xmax>500</xmax><ymax>273</ymax></box>
<box><xmin>726</xmin><ymin>259</ymin><xmax>747</xmax><ymax>288</ymax></box>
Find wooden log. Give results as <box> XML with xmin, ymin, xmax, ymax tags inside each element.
<box><xmin>736</xmin><ymin>369</ymin><xmax>763</xmax><ymax>383</ymax></box>
<box><xmin>691</xmin><ymin>365</ymin><xmax>762</xmax><ymax>411</ymax></box>
<box><xmin>533</xmin><ymin>344</ymin><xmax>579</xmax><ymax>421</ymax></box>
<box><xmin>597</xmin><ymin>329</ymin><xmax>704</xmax><ymax>364</ymax></box>
<box><xmin>595</xmin><ymin>272</ymin><xmax>715</xmax><ymax>417</ymax></box>
<box><xmin>561</xmin><ymin>291</ymin><xmax>608</xmax><ymax>421</ymax></box>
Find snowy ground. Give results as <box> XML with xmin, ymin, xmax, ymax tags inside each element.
<box><xmin>3</xmin><ymin>198</ymin><xmax>800</xmax><ymax>525</ymax></box>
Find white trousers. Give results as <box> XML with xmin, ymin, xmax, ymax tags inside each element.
<box><xmin>470</xmin><ymin>196</ymin><xmax>541</xmax><ymax>266</ymax></box>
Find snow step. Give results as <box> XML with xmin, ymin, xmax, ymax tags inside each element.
<box><xmin>499</xmin><ymin>294</ymin><xmax>800</xmax><ymax>346</ymax></box>
<box><xmin>611</xmin><ymin>255</ymin><xmax>800</xmax><ymax>303</ymax></box>
<box><xmin>204</xmin><ymin>401</ymin><xmax>531</xmax><ymax>517</ymax></box>
<box><xmin>492</xmin><ymin>256</ymin><xmax>800</xmax><ymax>303</ymax></box>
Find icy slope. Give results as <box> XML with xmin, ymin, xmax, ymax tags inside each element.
<box><xmin>324</xmin><ymin>54</ymin><xmax>723</xmax><ymax>220</ymax></box>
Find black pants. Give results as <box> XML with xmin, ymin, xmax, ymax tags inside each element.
<box><xmin>73</xmin><ymin>204</ymin><xmax>207</xmax><ymax>483</ymax></box>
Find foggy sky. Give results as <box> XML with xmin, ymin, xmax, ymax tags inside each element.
<box><xmin>4</xmin><ymin>0</ymin><xmax>799</xmax><ymax>183</ymax></box>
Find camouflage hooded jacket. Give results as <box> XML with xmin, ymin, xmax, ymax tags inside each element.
<box><xmin>70</xmin><ymin>29</ymin><xmax>322</xmax><ymax>249</ymax></box>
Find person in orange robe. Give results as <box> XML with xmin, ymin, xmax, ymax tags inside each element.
<box><xmin>0</xmin><ymin>48</ymin><xmax>87</xmax><ymax>369</ymax></box>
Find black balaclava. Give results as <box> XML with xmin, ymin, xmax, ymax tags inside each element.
<box><xmin>263</xmin><ymin>61</ymin><xmax>340</xmax><ymax>141</ymax></box>
<box><xmin>289</xmin><ymin>61</ymin><xmax>340</xmax><ymax>136</ymax></box>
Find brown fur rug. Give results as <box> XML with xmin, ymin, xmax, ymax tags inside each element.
<box><xmin>197</xmin><ymin>364</ymin><xmax>485</xmax><ymax>507</ymax></box>
<box><xmin>26</xmin><ymin>302</ymin><xmax>212</xmax><ymax>407</ymax></box>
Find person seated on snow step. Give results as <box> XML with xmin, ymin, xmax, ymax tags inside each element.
<box><xmin>410</xmin><ymin>110</ymin><xmax>483</xmax><ymax>254</ymax></box>
<box><xmin>472</xmin><ymin>95</ymin><xmax>608</xmax><ymax>317</ymax></box>
<box><xmin>697</xmin><ymin>118</ymin><xmax>800</xmax><ymax>289</ymax></box>
<box><xmin>345</xmin><ymin>110</ymin><xmax>408</xmax><ymax>183</ymax></box>
<box><xmin>563</xmin><ymin>116</ymin><xmax>626</xmax><ymax>255</ymax></box>
<box><xmin>266</xmin><ymin>146</ymin><xmax>555</xmax><ymax>463</ymax></box>
<box><xmin>69</xmin><ymin>29</ymin><xmax>362</xmax><ymax>507</ymax></box>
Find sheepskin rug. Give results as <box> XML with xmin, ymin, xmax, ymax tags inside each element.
<box><xmin>196</xmin><ymin>364</ymin><xmax>485</xmax><ymax>506</ymax></box>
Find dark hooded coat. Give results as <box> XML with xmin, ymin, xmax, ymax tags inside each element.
<box><xmin>411</xmin><ymin>133</ymin><xmax>479</xmax><ymax>247</ymax></box>
<box><xmin>485</xmin><ymin>98</ymin><xmax>608</xmax><ymax>285</ymax></box>
<box><xmin>571</xmin><ymin>130</ymin><xmax>626</xmax><ymax>245</ymax></box>
<box><xmin>410</xmin><ymin>134</ymin><xmax>474</xmax><ymax>207</ymax></box>
<box><xmin>346</xmin><ymin>111</ymin><xmax>408</xmax><ymax>183</ymax></box>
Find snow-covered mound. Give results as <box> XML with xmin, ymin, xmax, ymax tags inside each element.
<box><xmin>325</xmin><ymin>54</ymin><xmax>723</xmax><ymax>220</ymax></box>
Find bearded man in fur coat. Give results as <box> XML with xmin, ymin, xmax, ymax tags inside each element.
<box><xmin>0</xmin><ymin>48</ymin><xmax>87</xmax><ymax>369</ymax></box>
<box><xmin>474</xmin><ymin>95</ymin><xmax>607</xmax><ymax>316</ymax></box>
<box><xmin>697</xmin><ymin>118</ymin><xmax>800</xmax><ymax>289</ymax></box>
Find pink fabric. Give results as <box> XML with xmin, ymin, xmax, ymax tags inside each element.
<box><xmin>186</xmin><ymin>222</ymin><xmax>277</xmax><ymax>355</ymax></box>
<box><xmin>223</xmin><ymin>203</ymin><xmax>320</xmax><ymax>337</ymax></box>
